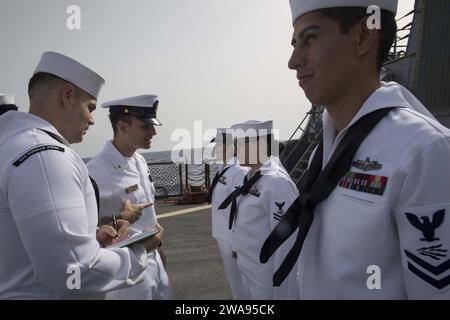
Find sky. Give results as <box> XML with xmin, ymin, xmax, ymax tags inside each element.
<box><xmin>0</xmin><ymin>0</ymin><xmax>415</xmax><ymax>158</ymax></box>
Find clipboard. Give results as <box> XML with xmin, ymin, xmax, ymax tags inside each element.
<box><xmin>107</xmin><ymin>228</ymin><xmax>159</xmax><ymax>248</ymax></box>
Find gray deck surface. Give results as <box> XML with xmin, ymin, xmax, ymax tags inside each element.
<box><xmin>156</xmin><ymin>202</ymin><xmax>232</xmax><ymax>300</ymax></box>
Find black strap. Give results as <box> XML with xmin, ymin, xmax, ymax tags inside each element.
<box><xmin>206</xmin><ymin>166</ymin><xmax>232</xmax><ymax>204</ymax></box>
<box><xmin>89</xmin><ymin>176</ymin><xmax>100</xmax><ymax>213</ymax></box>
<box><xmin>218</xmin><ymin>170</ymin><xmax>263</xmax><ymax>230</ymax></box>
<box><xmin>13</xmin><ymin>145</ymin><xmax>65</xmax><ymax>167</ymax></box>
<box><xmin>13</xmin><ymin>128</ymin><xmax>68</xmax><ymax>167</ymax></box>
<box><xmin>260</xmin><ymin>107</ymin><xmax>395</xmax><ymax>286</ymax></box>
<box><xmin>37</xmin><ymin>129</ymin><xmax>69</xmax><ymax>146</ymax></box>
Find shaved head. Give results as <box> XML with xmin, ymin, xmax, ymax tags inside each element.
<box><xmin>28</xmin><ymin>73</ymin><xmax>84</xmax><ymax>102</ymax></box>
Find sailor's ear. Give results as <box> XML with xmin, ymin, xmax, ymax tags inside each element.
<box><xmin>353</xmin><ymin>16</ymin><xmax>379</xmax><ymax>59</ymax></box>
<box><xmin>116</xmin><ymin>117</ymin><xmax>131</xmax><ymax>135</ymax></box>
<box><xmin>60</xmin><ymin>83</ymin><xmax>76</xmax><ymax>108</ymax></box>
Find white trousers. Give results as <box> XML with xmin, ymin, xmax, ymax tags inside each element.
<box><xmin>241</xmin><ymin>275</ymin><xmax>273</xmax><ymax>300</ymax></box>
<box><xmin>216</xmin><ymin>239</ymin><xmax>247</xmax><ymax>300</ymax></box>
<box><xmin>106</xmin><ymin>250</ymin><xmax>173</xmax><ymax>300</ymax></box>
<box><xmin>237</xmin><ymin>255</ymin><xmax>299</xmax><ymax>300</ymax></box>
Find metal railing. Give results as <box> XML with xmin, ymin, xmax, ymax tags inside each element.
<box><xmin>389</xmin><ymin>9</ymin><xmax>415</xmax><ymax>60</ymax></box>
<box><xmin>148</xmin><ymin>161</ymin><xmax>219</xmax><ymax>200</ymax></box>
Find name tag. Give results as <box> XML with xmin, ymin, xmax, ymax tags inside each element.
<box><xmin>125</xmin><ymin>184</ymin><xmax>139</xmax><ymax>193</ymax></box>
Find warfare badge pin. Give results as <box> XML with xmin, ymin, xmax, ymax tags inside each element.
<box><xmin>352</xmin><ymin>157</ymin><xmax>382</xmax><ymax>171</ymax></box>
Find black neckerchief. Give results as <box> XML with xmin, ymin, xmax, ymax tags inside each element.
<box><xmin>206</xmin><ymin>165</ymin><xmax>232</xmax><ymax>204</ymax></box>
<box><xmin>260</xmin><ymin>107</ymin><xmax>396</xmax><ymax>286</ymax></box>
<box><xmin>218</xmin><ymin>170</ymin><xmax>263</xmax><ymax>230</ymax></box>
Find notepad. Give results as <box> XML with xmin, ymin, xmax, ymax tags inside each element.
<box><xmin>107</xmin><ymin>228</ymin><xmax>159</xmax><ymax>248</ymax></box>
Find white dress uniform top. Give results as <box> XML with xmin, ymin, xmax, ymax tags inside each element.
<box><xmin>287</xmin><ymin>0</ymin><xmax>450</xmax><ymax>299</ymax></box>
<box><xmin>0</xmin><ymin>52</ymin><xmax>150</xmax><ymax>299</ymax></box>
<box><xmin>87</xmin><ymin>94</ymin><xmax>172</xmax><ymax>300</ymax></box>
<box><xmin>0</xmin><ymin>93</ymin><xmax>18</xmax><ymax>116</ymax></box>
<box><xmin>228</xmin><ymin>120</ymin><xmax>300</xmax><ymax>299</ymax></box>
<box><xmin>0</xmin><ymin>112</ymin><xmax>149</xmax><ymax>299</ymax></box>
<box><xmin>295</xmin><ymin>82</ymin><xmax>450</xmax><ymax>299</ymax></box>
<box><xmin>210</xmin><ymin>128</ymin><xmax>249</xmax><ymax>299</ymax></box>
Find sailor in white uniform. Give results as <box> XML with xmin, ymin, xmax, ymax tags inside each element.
<box><xmin>219</xmin><ymin>120</ymin><xmax>299</xmax><ymax>299</ymax></box>
<box><xmin>208</xmin><ymin>128</ymin><xmax>248</xmax><ymax>299</ymax></box>
<box><xmin>87</xmin><ymin>95</ymin><xmax>173</xmax><ymax>300</ymax></box>
<box><xmin>261</xmin><ymin>0</ymin><xmax>450</xmax><ymax>299</ymax></box>
<box><xmin>0</xmin><ymin>93</ymin><xmax>18</xmax><ymax>116</ymax></box>
<box><xmin>0</xmin><ymin>51</ymin><xmax>163</xmax><ymax>299</ymax></box>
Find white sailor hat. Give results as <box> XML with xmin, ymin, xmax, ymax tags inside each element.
<box><xmin>102</xmin><ymin>94</ymin><xmax>162</xmax><ymax>126</ymax></box>
<box><xmin>289</xmin><ymin>0</ymin><xmax>398</xmax><ymax>25</ymax></box>
<box><xmin>210</xmin><ymin>128</ymin><xmax>234</xmax><ymax>143</ymax></box>
<box><xmin>231</xmin><ymin>120</ymin><xmax>273</xmax><ymax>140</ymax></box>
<box><xmin>0</xmin><ymin>93</ymin><xmax>15</xmax><ymax>105</ymax></box>
<box><xmin>34</xmin><ymin>51</ymin><xmax>105</xmax><ymax>99</ymax></box>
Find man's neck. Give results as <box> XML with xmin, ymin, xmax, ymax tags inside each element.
<box><xmin>326</xmin><ymin>79</ymin><xmax>381</xmax><ymax>132</ymax></box>
<box><xmin>112</xmin><ymin>138</ymin><xmax>136</xmax><ymax>158</ymax></box>
<box><xmin>29</xmin><ymin>104</ymin><xmax>68</xmax><ymax>141</ymax></box>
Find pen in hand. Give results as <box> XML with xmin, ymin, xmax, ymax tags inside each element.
<box><xmin>112</xmin><ymin>213</ymin><xmax>119</xmax><ymax>240</ymax></box>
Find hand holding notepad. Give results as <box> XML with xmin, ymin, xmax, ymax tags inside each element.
<box><xmin>107</xmin><ymin>224</ymin><xmax>163</xmax><ymax>251</ymax></box>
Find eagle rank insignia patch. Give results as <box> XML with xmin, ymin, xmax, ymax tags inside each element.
<box><xmin>273</xmin><ymin>202</ymin><xmax>286</xmax><ymax>221</ymax></box>
<box><xmin>404</xmin><ymin>209</ymin><xmax>450</xmax><ymax>290</ymax></box>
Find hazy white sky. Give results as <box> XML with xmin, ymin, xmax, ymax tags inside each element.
<box><xmin>0</xmin><ymin>0</ymin><xmax>415</xmax><ymax>157</ymax></box>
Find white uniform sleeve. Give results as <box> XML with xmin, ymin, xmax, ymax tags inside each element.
<box><xmin>394</xmin><ymin>137</ymin><xmax>450</xmax><ymax>299</ymax></box>
<box><xmin>263</xmin><ymin>177</ymin><xmax>299</xmax><ymax>230</ymax></box>
<box><xmin>7</xmin><ymin>148</ymin><xmax>148</xmax><ymax>299</ymax></box>
<box><xmin>86</xmin><ymin>160</ymin><xmax>121</xmax><ymax>220</ymax></box>
<box><xmin>262</xmin><ymin>176</ymin><xmax>300</xmax><ymax>298</ymax></box>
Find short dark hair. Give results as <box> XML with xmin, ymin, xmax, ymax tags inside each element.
<box><xmin>28</xmin><ymin>72</ymin><xmax>84</xmax><ymax>99</ymax></box>
<box><xmin>28</xmin><ymin>73</ymin><xmax>56</xmax><ymax>98</ymax></box>
<box><xmin>317</xmin><ymin>7</ymin><xmax>397</xmax><ymax>71</ymax></box>
<box><xmin>108</xmin><ymin>113</ymin><xmax>132</xmax><ymax>135</ymax></box>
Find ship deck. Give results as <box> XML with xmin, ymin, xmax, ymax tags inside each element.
<box><xmin>156</xmin><ymin>201</ymin><xmax>231</xmax><ymax>300</ymax></box>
